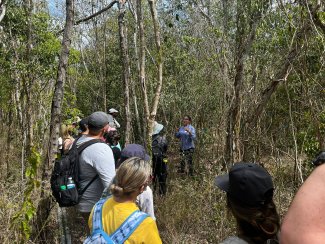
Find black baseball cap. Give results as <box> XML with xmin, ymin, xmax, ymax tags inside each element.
<box><xmin>312</xmin><ymin>152</ymin><xmax>325</xmax><ymax>166</ymax></box>
<box><xmin>121</xmin><ymin>144</ymin><xmax>150</xmax><ymax>161</ymax></box>
<box><xmin>215</xmin><ymin>162</ymin><xmax>274</xmax><ymax>207</ymax></box>
<box><xmin>79</xmin><ymin>117</ymin><xmax>89</xmax><ymax>132</ymax></box>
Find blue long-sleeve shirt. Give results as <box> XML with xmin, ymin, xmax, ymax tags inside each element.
<box><xmin>175</xmin><ymin>125</ymin><xmax>196</xmax><ymax>151</ymax></box>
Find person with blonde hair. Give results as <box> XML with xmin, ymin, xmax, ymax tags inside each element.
<box><xmin>61</xmin><ymin>124</ymin><xmax>75</xmax><ymax>155</ymax></box>
<box><xmin>101</xmin><ymin>144</ymin><xmax>156</xmax><ymax>220</ymax></box>
<box><xmin>85</xmin><ymin>157</ymin><xmax>162</xmax><ymax>244</ymax></box>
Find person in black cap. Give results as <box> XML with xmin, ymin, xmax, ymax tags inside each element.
<box><xmin>215</xmin><ymin>162</ymin><xmax>280</xmax><ymax>244</ymax></box>
<box><xmin>78</xmin><ymin>117</ymin><xmax>89</xmax><ymax>135</ymax></box>
<box><xmin>312</xmin><ymin>151</ymin><xmax>325</xmax><ymax>166</ymax></box>
<box><xmin>104</xmin><ymin>130</ymin><xmax>122</xmax><ymax>163</ymax></box>
<box><xmin>281</xmin><ymin>154</ymin><xmax>325</xmax><ymax>243</ymax></box>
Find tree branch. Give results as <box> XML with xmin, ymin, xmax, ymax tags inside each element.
<box><xmin>75</xmin><ymin>0</ymin><xmax>118</xmax><ymax>25</ymax></box>
<box><xmin>246</xmin><ymin>22</ymin><xmax>312</xmax><ymax>126</ymax></box>
<box><xmin>57</xmin><ymin>0</ymin><xmax>118</xmax><ymax>35</ymax></box>
<box><xmin>192</xmin><ymin>0</ymin><xmax>214</xmax><ymax>27</ymax></box>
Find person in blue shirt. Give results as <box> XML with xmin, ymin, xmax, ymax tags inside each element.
<box><xmin>175</xmin><ymin>115</ymin><xmax>196</xmax><ymax>175</ymax></box>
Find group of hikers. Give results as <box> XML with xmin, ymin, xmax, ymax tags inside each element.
<box><xmin>54</xmin><ymin>109</ymin><xmax>325</xmax><ymax>243</ymax></box>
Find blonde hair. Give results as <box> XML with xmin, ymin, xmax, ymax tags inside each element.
<box><xmin>61</xmin><ymin>124</ymin><xmax>74</xmax><ymax>140</ymax></box>
<box><xmin>110</xmin><ymin>157</ymin><xmax>151</xmax><ymax>197</ymax></box>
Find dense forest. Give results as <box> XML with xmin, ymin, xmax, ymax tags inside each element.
<box><xmin>0</xmin><ymin>0</ymin><xmax>324</xmax><ymax>243</ymax></box>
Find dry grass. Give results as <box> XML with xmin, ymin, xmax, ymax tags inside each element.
<box><xmin>0</xmin><ymin>134</ymin><xmax>310</xmax><ymax>243</ymax></box>
<box><xmin>154</xmin><ymin>153</ymin><xmax>299</xmax><ymax>243</ymax></box>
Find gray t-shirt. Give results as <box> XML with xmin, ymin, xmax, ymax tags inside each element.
<box><xmin>221</xmin><ymin>235</ymin><xmax>279</xmax><ymax>244</ymax></box>
<box><xmin>136</xmin><ymin>186</ymin><xmax>155</xmax><ymax>220</ymax></box>
<box><xmin>76</xmin><ymin>135</ymin><xmax>115</xmax><ymax>213</ymax></box>
<box><xmin>220</xmin><ymin>236</ymin><xmax>249</xmax><ymax>244</ymax></box>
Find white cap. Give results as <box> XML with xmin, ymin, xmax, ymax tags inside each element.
<box><xmin>108</xmin><ymin>108</ymin><xmax>118</xmax><ymax>114</ymax></box>
<box><xmin>152</xmin><ymin>121</ymin><xmax>164</xmax><ymax>135</ymax></box>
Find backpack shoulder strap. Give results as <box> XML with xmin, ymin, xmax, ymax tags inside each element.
<box><xmin>77</xmin><ymin>139</ymin><xmax>104</xmax><ymax>154</ymax></box>
<box><xmin>91</xmin><ymin>197</ymin><xmax>108</xmax><ymax>234</ymax></box>
<box><xmin>110</xmin><ymin>210</ymin><xmax>148</xmax><ymax>244</ymax></box>
<box><xmin>77</xmin><ymin>139</ymin><xmax>105</xmax><ymax>196</ymax></box>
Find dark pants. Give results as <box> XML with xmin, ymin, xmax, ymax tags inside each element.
<box><xmin>152</xmin><ymin>155</ymin><xmax>167</xmax><ymax>195</ymax></box>
<box><xmin>180</xmin><ymin>148</ymin><xmax>194</xmax><ymax>175</ymax></box>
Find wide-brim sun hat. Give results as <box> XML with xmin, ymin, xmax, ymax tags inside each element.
<box><xmin>108</xmin><ymin>108</ymin><xmax>118</xmax><ymax>114</ymax></box>
<box><xmin>152</xmin><ymin>122</ymin><xmax>164</xmax><ymax>135</ymax></box>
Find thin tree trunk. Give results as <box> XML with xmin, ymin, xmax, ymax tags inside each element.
<box><xmin>42</xmin><ymin>0</ymin><xmax>74</xmax><ymax>190</ymax></box>
<box><xmin>23</xmin><ymin>0</ymin><xmax>34</xmax><ymax>162</ymax></box>
<box><xmin>103</xmin><ymin>26</ymin><xmax>107</xmax><ymax>112</ymax></box>
<box><xmin>225</xmin><ymin>0</ymin><xmax>268</xmax><ymax>163</ymax></box>
<box><xmin>0</xmin><ymin>0</ymin><xmax>6</xmax><ymax>23</ymax></box>
<box><xmin>147</xmin><ymin>0</ymin><xmax>163</xmax><ymax>148</ymax></box>
<box><xmin>130</xmin><ymin>0</ymin><xmax>143</xmax><ymax>144</ymax></box>
<box><xmin>137</xmin><ymin>0</ymin><xmax>149</xmax><ymax>148</ymax></box>
<box><xmin>118</xmin><ymin>0</ymin><xmax>131</xmax><ymax>145</ymax></box>
<box><xmin>5</xmin><ymin>100</ymin><xmax>13</xmax><ymax>179</ymax></box>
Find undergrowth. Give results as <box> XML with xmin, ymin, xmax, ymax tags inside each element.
<box><xmin>0</xmin><ymin>136</ymin><xmax>312</xmax><ymax>243</ymax></box>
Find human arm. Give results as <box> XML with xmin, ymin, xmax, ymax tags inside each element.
<box><xmin>175</xmin><ymin>127</ymin><xmax>181</xmax><ymax>138</ymax></box>
<box><xmin>162</xmin><ymin>136</ymin><xmax>168</xmax><ymax>153</ymax></box>
<box><xmin>185</xmin><ymin>126</ymin><xmax>196</xmax><ymax>140</ymax></box>
<box><xmin>281</xmin><ymin>164</ymin><xmax>325</xmax><ymax>244</ymax></box>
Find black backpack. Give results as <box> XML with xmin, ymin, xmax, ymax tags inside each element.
<box><xmin>152</xmin><ymin>136</ymin><xmax>164</xmax><ymax>157</ymax></box>
<box><xmin>50</xmin><ymin>138</ymin><xmax>103</xmax><ymax>207</ymax></box>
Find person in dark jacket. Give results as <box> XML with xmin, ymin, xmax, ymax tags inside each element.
<box><xmin>104</xmin><ymin>130</ymin><xmax>121</xmax><ymax>166</ymax></box>
<box><xmin>152</xmin><ymin>122</ymin><xmax>168</xmax><ymax>195</ymax></box>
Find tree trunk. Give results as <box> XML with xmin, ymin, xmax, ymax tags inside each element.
<box><xmin>0</xmin><ymin>0</ymin><xmax>6</xmax><ymax>23</ymax></box>
<box><xmin>225</xmin><ymin>0</ymin><xmax>268</xmax><ymax>164</ymax></box>
<box><xmin>5</xmin><ymin>100</ymin><xmax>13</xmax><ymax>179</ymax></box>
<box><xmin>246</xmin><ymin>22</ymin><xmax>312</xmax><ymax>128</ymax></box>
<box><xmin>136</xmin><ymin>0</ymin><xmax>150</xmax><ymax>148</ymax></box>
<box><xmin>118</xmin><ymin>0</ymin><xmax>131</xmax><ymax>145</ymax></box>
<box><xmin>36</xmin><ymin>0</ymin><xmax>74</xmax><ymax>241</ymax></box>
<box><xmin>147</xmin><ymin>0</ymin><xmax>163</xmax><ymax>148</ymax></box>
<box><xmin>42</xmin><ymin>0</ymin><xmax>74</xmax><ymax>189</ymax></box>
<box><xmin>130</xmin><ymin>0</ymin><xmax>143</xmax><ymax>144</ymax></box>
<box><xmin>23</xmin><ymin>0</ymin><xmax>34</xmax><ymax>163</ymax></box>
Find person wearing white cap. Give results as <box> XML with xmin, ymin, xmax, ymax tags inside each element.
<box><xmin>152</xmin><ymin>122</ymin><xmax>168</xmax><ymax>195</ymax></box>
<box><xmin>108</xmin><ymin>108</ymin><xmax>121</xmax><ymax>129</ymax></box>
